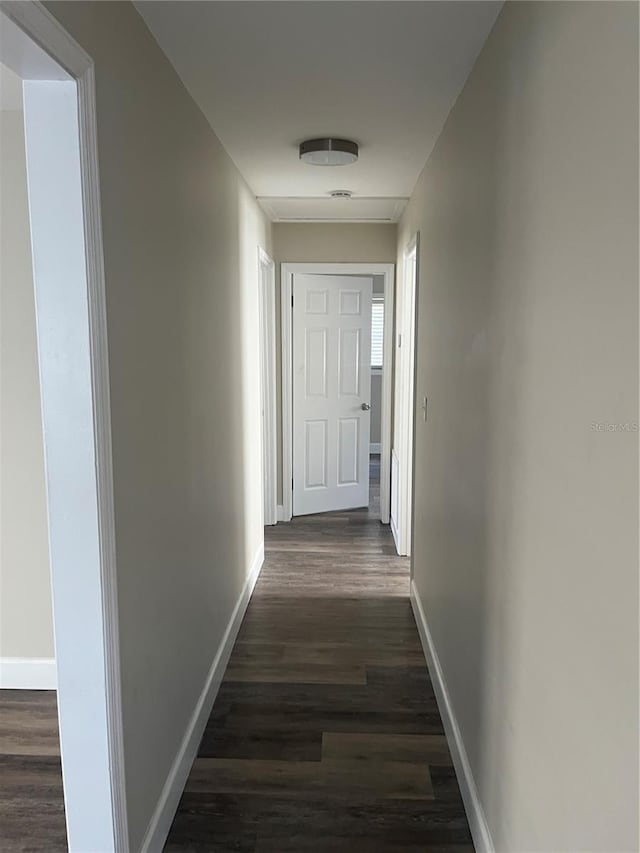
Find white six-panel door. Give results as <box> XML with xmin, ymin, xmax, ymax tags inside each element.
<box><xmin>293</xmin><ymin>274</ymin><xmax>373</xmax><ymax>516</ymax></box>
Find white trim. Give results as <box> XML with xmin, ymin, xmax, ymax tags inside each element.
<box><xmin>140</xmin><ymin>543</ymin><xmax>265</xmax><ymax>853</ymax></box>
<box><xmin>276</xmin><ymin>504</ymin><xmax>287</xmax><ymax>522</ymax></box>
<box><xmin>391</xmin><ymin>234</ymin><xmax>418</xmax><ymax>556</ymax></box>
<box><xmin>380</xmin><ymin>272</ymin><xmax>394</xmax><ymax>524</ymax></box>
<box><xmin>257</xmin><ymin>199</ymin><xmax>407</xmax><ymax>225</ymax></box>
<box><xmin>390</xmin><ymin>447</ymin><xmax>401</xmax><ymax>548</ymax></box>
<box><xmin>0</xmin><ymin>0</ymin><xmax>86</xmax><ymax>77</ymax></box>
<box><xmin>0</xmin><ymin>3</ymin><xmax>128</xmax><ymax>849</ymax></box>
<box><xmin>281</xmin><ymin>267</ymin><xmax>293</xmax><ymax>522</ymax></box>
<box><xmin>258</xmin><ymin>248</ymin><xmax>278</xmax><ymax>526</ymax></box>
<box><xmin>79</xmin><ymin>60</ymin><xmax>128</xmax><ymax>853</ymax></box>
<box><xmin>370</xmin><ymin>443</ymin><xmax>381</xmax><ymax>454</ymax></box>
<box><xmin>410</xmin><ymin>581</ymin><xmax>495</xmax><ymax>853</ymax></box>
<box><xmin>261</xmin><ymin>217</ymin><xmax>405</xmax><ymax>225</ymax></box>
<box><xmin>280</xmin><ymin>262</ymin><xmax>395</xmax><ymax>523</ymax></box>
<box><xmin>0</xmin><ymin>657</ymin><xmax>57</xmax><ymax>690</ymax></box>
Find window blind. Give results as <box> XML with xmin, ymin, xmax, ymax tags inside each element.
<box><xmin>371</xmin><ymin>298</ymin><xmax>384</xmax><ymax>368</ymax></box>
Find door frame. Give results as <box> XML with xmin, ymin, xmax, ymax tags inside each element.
<box><xmin>391</xmin><ymin>234</ymin><xmax>419</xmax><ymax>556</ymax></box>
<box><xmin>258</xmin><ymin>247</ymin><xmax>278</xmax><ymax>526</ymax></box>
<box><xmin>0</xmin><ymin>2</ymin><xmax>127</xmax><ymax>849</ymax></box>
<box><xmin>280</xmin><ymin>262</ymin><xmax>395</xmax><ymax>523</ymax></box>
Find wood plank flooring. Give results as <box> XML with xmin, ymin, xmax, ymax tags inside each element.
<box><xmin>0</xmin><ymin>459</ymin><xmax>472</xmax><ymax>852</ymax></box>
<box><xmin>165</xmin><ymin>459</ymin><xmax>473</xmax><ymax>851</ymax></box>
<box><xmin>0</xmin><ymin>690</ymin><xmax>67</xmax><ymax>851</ymax></box>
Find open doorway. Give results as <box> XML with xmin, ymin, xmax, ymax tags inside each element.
<box><xmin>280</xmin><ymin>262</ymin><xmax>395</xmax><ymax>524</ymax></box>
<box><xmin>0</xmin><ymin>60</ymin><xmax>55</xmax><ymax>689</ymax></box>
<box><xmin>0</xmin><ymin>5</ymin><xmax>126</xmax><ymax>849</ymax></box>
<box><xmin>0</xmin><ymin>55</ymin><xmax>64</xmax><ymax>846</ymax></box>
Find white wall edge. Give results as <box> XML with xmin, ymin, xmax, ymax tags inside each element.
<box><xmin>1</xmin><ymin>3</ymin><xmax>129</xmax><ymax>848</ymax></box>
<box><xmin>410</xmin><ymin>580</ymin><xmax>495</xmax><ymax>853</ymax></box>
<box><xmin>258</xmin><ymin>246</ymin><xmax>278</xmax><ymax>527</ymax></box>
<box><xmin>370</xmin><ymin>443</ymin><xmax>381</xmax><ymax>454</ymax></box>
<box><xmin>276</xmin><ymin>504</ymin><xmax>286</xmax><ymax>522</ymax></box>
<box><xmin>140</xmin><ymin>541</ymin><xmax>265</xmax><ymax>852</ymax></box>
<box><xmin>0</xmin><ymin>657</ymin><xmax>57</xmax><ymax>690</ymax></box>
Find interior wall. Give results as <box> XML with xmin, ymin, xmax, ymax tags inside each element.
<box><xmin>273</xmin><ymin>223</ymin><xmax>397</xmax><ymax>502</ymax></box>
<box><xmin>44</xmin><ymin>3</ymin><xmax>271</xmax><ymax>848</ymax></box>
<box><xmin>399</xmin><ymin>2</ymin><xmax>638</xmax><ymax>851</ymax></box>
<box><xmin>273</xmin><ymin>222</ymin><xmax>397</xmax><ymax>265</ymax></box>
<box><xmin>0</xmin><ymin>70</ymin><xmax>55</xmax><ymax>662</ymax></box>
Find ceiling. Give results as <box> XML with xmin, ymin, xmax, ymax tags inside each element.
<box><xmin>136</xmin><ymin>1</ymin><xmax>502</xmax><ymax>221</ymax></box>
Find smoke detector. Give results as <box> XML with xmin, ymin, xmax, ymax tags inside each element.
<box><xmin>329</xmin><ymin>190</ymin><xmax>353</xmax><ymax>199</ymax></box>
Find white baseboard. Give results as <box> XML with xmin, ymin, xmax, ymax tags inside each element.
<box><xmin>410</xmin><ymin>580</ymin><xmax>495</xmax><ymax>853</ymax></box>
<box><xmin>276</xmin><ymin>504</ymin><xmax>286</xmax><ymax>522</ymax></box>
<box><xmin>0</xmin><ymin>657</ymin><xmax>57</xmax><ymax>689</ymax></box>
<box><xmin>390</xmin><ymin>513</ymin><xmax>402</xmax><ymax>556</ymax></box>
<box><xmin>140</xmin><ymin>542</ymin><xmax>265</xmax><ymax>852</ymax></box>
<box><xmin>370</xmin><ymin>442</ymin><xmax>381</xmax><ymax>454</ymax></box>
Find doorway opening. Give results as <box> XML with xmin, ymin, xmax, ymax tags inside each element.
<box><xmin>280</xmin><ymin>262</ymin><xmax>394</xmax><ymax>525</ymax></box>
<box><xmin>0</xmin><ymin>5</ymin><xmax>126</xmax><ymax>849</ymax></box>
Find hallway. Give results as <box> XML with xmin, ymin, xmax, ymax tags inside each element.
<box><xmin>165</xmin><ymin>465</ymin><xmax>473</xmax><ymax>851</ymax></box>
<box><xmin>2</xmin><ymin>3</ymin><xmax>636</xmax><ymax>850</ymax></box>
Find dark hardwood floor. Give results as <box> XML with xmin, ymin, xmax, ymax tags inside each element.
<box><xmin>165</xmin><ymin>459</ymin><xmax>473</xmax><ymax>852</ymax></box>
<box><xmin>0</xmin><ymin>690</ymin><xmax>66</xmax><ymax>851</ymax></box>
<box><xmin>0</xmin><ymin>458</ymin><xmax>472</xmax><ymax>852</ymax></box>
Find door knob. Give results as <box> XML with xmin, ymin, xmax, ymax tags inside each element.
<box><xmin>361</xmin><ymin>402</ymin><xmax>371</xmax><ymax>411</ymax></box>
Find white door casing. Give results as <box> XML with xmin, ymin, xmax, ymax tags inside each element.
<box><xmin>258</xmin><ymin>248</ymin><xmax>277</xmax><ymax>526</ymax></box>
<box><xmin>292</xmin><ymin>274</ymin><xmax>373</xmax><ymax>516</ymax></box>
<box><xmin>0</xmin><ymin>3</ymin><xmax>128</xmax><ymax>848</ymax></box>
<box><xmin>391</xmin><ymin>235</ymin><xmax>418</xmax><ymax>556</ymax></box>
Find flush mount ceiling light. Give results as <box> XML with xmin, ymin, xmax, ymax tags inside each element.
<box><xmin>299</xmin><ymin>138</ymin><xmax>358</xmax><ymax>166</ymax></box>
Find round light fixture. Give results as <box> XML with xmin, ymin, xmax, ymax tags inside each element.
<box><xmin>299</xmin><ymin>138</ymin><xmax>358</xmax><ymax>166</ymax></box>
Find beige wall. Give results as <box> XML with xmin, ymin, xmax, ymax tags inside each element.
<box><xmin>273</xmin><ymin>223</ymin><xmax>397</xmax><ymax>500</ymax></box>
<box><xmin>45</xmin><ymin>3</ymin><xmax>271</xmax><ymax>848</ymax></box>
<box><xmin>0</xmin><ymin>93</ymin><xmax>55</xmax><ymax>660</ymax></box>
<box><xmin>273</xmin><ymin>222</ymin><xmax>397</xmax><ymax>264</ymax></box>
<box><xmin>400</xmin><ymin>2</ymin><xmax>638</xmax><ymax>850</ymax></box>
